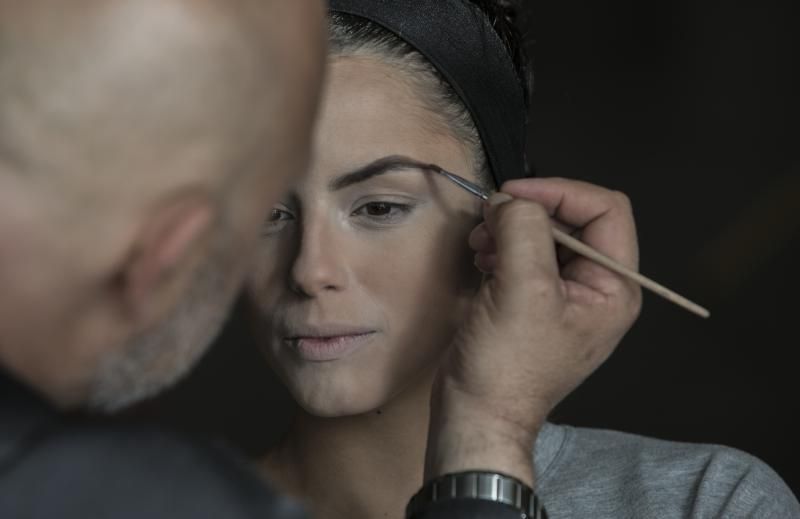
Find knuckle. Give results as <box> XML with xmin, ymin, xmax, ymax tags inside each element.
<box><xmin>627</xmin><ymin>291</ymin><xmax>643</xmax><ymax>323</ymax></box>
<box><xmin>610</xmin><ymin>190</ymin><xmax>633</xmax><ymax>213</ymax></box>
<box><xmin>616</xmin><ymin>282</ymin><xmax>643</xmax><ymax>320</ymax></box>
<box><xmin>613</xmin><ymin>284</ymin><xmax>642</xmax><ymax>328</ymax></box>
<box><xmin>528</xmin><ymin>276</ymin><xmax>558</xmax><ymax>298</ymax></box>
<box><xmin>502</xmin><ymin>267</ymin><xmax>559</xmax><ymax>307</ymax></box>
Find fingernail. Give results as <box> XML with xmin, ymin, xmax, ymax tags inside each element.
<box><xmin>487</xmin><ymin>193</ymin><xmax>513</xmax><ymax>207</ymax></box>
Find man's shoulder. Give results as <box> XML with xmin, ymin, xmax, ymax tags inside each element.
<box><xmin>536</xmin><ymin>423</ymin><xmax>800</xmax><ymax>518</ymax></box>
<box><xmin>0</xmin><ymin>420</ymin><xmax>306</xmax><ymax>519</ymax></box>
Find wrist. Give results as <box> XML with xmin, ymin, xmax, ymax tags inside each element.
<box><xmin>425</xmin><ymin>380</ymin><xmax>543</xmax><ymax>486</ymax></box>
<box><xmin>425</xmin><ymin>421</ymin><xmax>536</xmax><ymax>487</ymax></box>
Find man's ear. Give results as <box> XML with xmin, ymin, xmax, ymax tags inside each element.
<box><xmin>116</xmin><ymin>194</ymin><xmax>215</xmax><ymax>323</ymax></box>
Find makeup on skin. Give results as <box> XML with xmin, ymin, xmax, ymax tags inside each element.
<box><xmin>267</xmin><ymin>154</ymin><xmax>710</xmax><ymax>320</ymax></box>
<box><xmin>260</xmin><ymin>155</ymin><xmax>477</xmax><ymax>365</ymax></box>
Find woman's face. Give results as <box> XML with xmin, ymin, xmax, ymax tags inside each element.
<box><xmin>247</xmin><ymin>55</ymin><xmax>484</xmax><ymax>417</ymax></box>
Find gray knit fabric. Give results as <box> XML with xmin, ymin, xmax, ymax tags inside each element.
<box><xmin>533</xmin><ymin>424</ymin><xmax>800</xmax><ymax>518</ymax></box>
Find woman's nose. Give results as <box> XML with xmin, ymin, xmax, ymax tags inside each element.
<box><xmin>288</xmin><ymin>222</ymin><xmax>348</xmax><ymax>297</ymax></box>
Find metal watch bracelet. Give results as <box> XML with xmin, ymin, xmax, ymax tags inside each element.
<box><xmin>406</xmin><ymin>470</ymin><xmax>547</xmax><ymax>519</ymax></box>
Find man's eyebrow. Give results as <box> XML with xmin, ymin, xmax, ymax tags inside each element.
<box><xmin>328</xmin><ymin>155</ymin><xmax>435</xmax><ymax>191</ymax></box>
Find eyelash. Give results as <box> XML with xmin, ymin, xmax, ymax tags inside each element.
<box><xmin>262</xmin><ymin>208</ymin><xmax>294</xmax><ymax>236</ymax></box>
<box><xmin>262</xmin><ymin>200</ymin><xmax>415</xmax><ymax>235</ymax></box>
<box><xmin>351</xmin><ymin>201</ymin><xmax>414</xmax><ymax>225</ymax></box>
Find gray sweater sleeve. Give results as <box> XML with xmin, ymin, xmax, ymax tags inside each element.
<box><xmin>535</xmin><ymin>425</ymin><xmax>800</xmax><ymax>518</ymax></box>
<box><xmin>690</xmin><ymin>446</ymin><xmax>799</xmax><ymax>518</ymax></box>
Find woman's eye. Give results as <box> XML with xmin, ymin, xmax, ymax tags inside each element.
<box><xmin>364</xmin><ymin>202</ymin><xmax>393</xmax><ymax>216</ymax></box>
<box><xmin>353</xmin><ymin>201</ymin><xmax>413</xmax><ymax>224</ymax></box>
<box><xmin>262</xmin><ymin>208</ymin><xmax>294</xmax><ymax>235</ymax></box>
<box><xmin>268</xmin><ymin>209</ymin><xmax>292</xmax><ymax>222</ymax></box>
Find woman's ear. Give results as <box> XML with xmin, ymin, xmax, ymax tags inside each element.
<box><xmin>115</xmin><ymin>193</ymin><xmax>215</xmax><ymax>327</ymax></box>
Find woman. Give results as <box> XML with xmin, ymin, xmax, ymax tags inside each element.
<box><xmin>245</xmin><ymin>1</ymin><xmax>798</xmax><ymax>518</ymax></box>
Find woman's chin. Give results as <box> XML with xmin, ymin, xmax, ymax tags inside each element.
<box><xmin>293</xmin><ymin>388</ymin><xmax>388</xmax><ymax>419</ymax></box>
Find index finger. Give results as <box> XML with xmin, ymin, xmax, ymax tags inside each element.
<box><xmin>501</xmin><ymin>177</ymin><xmax>639</xmax><ymax>271</ymax></box>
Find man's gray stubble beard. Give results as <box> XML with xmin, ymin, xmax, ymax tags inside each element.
<box><xmin>87</xmin><ymin>230</ymin><xmax>239</xmax><ymax>413</ymax></box>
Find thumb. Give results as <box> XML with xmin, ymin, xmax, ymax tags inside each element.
<box><xmin>482</xmin><ymin>193</ymin><xmax>562</xmax><ymax>306</ymax></box>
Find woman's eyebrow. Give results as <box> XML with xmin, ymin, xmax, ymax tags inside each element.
<box><xmin>328</xmin><ymin>155</ymin><xmax>438</xmax><ymax>191</ymax></box>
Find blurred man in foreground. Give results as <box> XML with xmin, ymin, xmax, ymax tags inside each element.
<box><xmin>1</xmin><ymin>1</ymin><xmax>325</xmax><ymax>516</ymax></box>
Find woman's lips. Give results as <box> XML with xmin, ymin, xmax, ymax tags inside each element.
<box><xmin>286</xmin><ymin>332</ymin><xmax>376</xmax><ymax>362</ymax></box>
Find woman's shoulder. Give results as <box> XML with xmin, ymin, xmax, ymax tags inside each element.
<box><xmin>533</xmin><ymin>423</ymin><xmax>800</xmax><ymax>518</ymax></box>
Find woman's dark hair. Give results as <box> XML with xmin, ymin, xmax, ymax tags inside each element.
<box><xmin>329</xmin><ymin>0</ymin><xmax>531</xmax><ymax>187</ymax></box>
<box><xmin>469</xmin><ymin>0</ymin><xmax>532</xmax><ymax>105</ymax></box>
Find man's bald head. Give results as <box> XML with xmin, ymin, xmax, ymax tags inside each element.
<box><xmin>0</xmin><ymin>0</ymin><xmax>326</xmax><ymax>409</ymax></box>
<box><xmin>0</xmin><ymin>0</ymin><xmax>320</xmax><ymax>189</ymax></box>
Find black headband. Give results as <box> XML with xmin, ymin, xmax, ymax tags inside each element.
<box><xmin>329</xmin><ymin>0</ymin><xmax>528</xmax><ymax>187</ymax></box>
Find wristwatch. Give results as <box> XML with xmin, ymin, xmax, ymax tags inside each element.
<box><xmin>406</xmin><ymin>471</ymin><xmax>547</xmax><ymax>519</ymax></box>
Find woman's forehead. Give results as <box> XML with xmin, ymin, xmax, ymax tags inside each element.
<box><xmin>319</xmin><ymin>58</ymin><xmax>436</xmax><ymax>138</ymax></box>
<box><xmin>311</xmin><ymin>56</ymin><xmax>475</xmax><ymax>184</ymax></box>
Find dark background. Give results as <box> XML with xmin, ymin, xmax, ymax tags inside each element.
<box><xmin>527</xmin><ymin>0</ymin><xmax>799</xmax><ymax>495</ymax></box>
<box><xmin>135</xmin><ymin>0</ymin><xmax>800</xmax><ymax>497</ymax></box>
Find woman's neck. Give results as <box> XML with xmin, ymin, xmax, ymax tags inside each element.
<box><xmin>260</xmin><ymin>374</ymin><xmax>434</xmax><ymax>519</ymax></box>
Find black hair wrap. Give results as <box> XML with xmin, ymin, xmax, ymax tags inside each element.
<box><xmin>329</xmin><ymin>0</ymin><xmax>529</xmax><ymax>187</ymax></box>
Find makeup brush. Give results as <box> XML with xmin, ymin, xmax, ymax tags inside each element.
<box><xmin>427</xmin><ymin>164</ymin><xmax>710</xmax><ymax>319</ymax></box>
